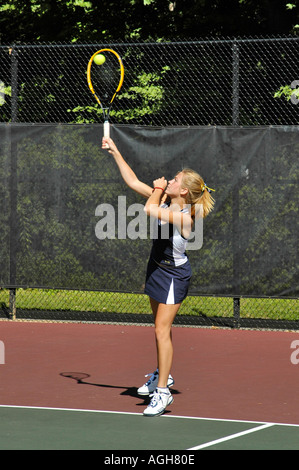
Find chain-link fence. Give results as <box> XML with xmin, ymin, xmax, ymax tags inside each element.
<box><xmin>1</xmin><ymin>288</ymin><xmax>298</xmax><ymax>330</ymax></box>
<box><xmin>0</xmin><ymin>36</ymin><xmax>298</xmax><ymax>125</ymax></box>
<box><xmin>0</xmin><ymin>37</ymin><xmax>298</xmax><ymax>329</ymax></box>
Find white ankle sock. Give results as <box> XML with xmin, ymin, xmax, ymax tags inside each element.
<box><xmin>157</xmin><ymin>387</ymin><xmax>169</xmax><ymax>394</ymax></box>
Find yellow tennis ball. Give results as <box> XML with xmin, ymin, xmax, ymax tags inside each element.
<box><xmin>93</xmin><ymin>54</ymin><xmax>106</xmax><ymax>65</ymax></box>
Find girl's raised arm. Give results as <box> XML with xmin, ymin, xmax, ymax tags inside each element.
<box><xmin>102</xmin><ymin>137</ymin><xmax>152</xmax><ymax>198</ymax></box>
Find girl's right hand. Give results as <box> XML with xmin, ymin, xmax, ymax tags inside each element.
<box><xmin>102</xmin><ymin>137</ymin><xmax>117</xmax><ymax>153</ymax></box>
<box><xmin>153</xmin><ymin>176</ymin><xmax>167</xmax><ymax>190</ymax></box>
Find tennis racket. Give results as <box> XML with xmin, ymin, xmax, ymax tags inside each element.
<box><xmin>87</xmin><ymin>49</ymin><xmax>124</xmax><ymax>147</ymax></box>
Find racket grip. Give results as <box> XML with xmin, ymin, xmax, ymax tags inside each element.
<box><xmin>103</xmin><ymin>121</ymin><xmax>110</xmax><ymax>148</ymax></box>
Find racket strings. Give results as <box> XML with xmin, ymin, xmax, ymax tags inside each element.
<box><xmin>91</xmin><ymin>53</ymin><xmax>122</xmax><ymax>108</ymax></box>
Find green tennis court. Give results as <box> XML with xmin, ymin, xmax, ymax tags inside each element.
<box><xmin>1</xmin><ymin>405</ymin><xmax>299</xmax><ymax>451</ymax></box>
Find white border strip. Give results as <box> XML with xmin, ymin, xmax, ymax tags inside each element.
<box><xmin>187</xmin><ymin>423</ymin><xmax>274</xmax><ymax>450</ymax></box>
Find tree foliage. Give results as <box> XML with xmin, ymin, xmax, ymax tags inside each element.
<box><xmin>0</xmin><ymin>0</ymin><xmax>298</xmax><ymax>44</ymax></box>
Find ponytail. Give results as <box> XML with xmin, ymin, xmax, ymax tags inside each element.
<box><xmin>181</xmin><ymin>168</ymin><xmax>215</xmax><ymax>218</ymax></box>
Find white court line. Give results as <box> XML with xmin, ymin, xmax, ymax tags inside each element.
<box><xmin>1</xmin><ymin>404</ymin><xmax>299</xmax><ymax>428</ymax></box>
<box><xmin>0</xmin><ymin>404</ymin><xmax>141</xmax><ymax>416</ymax></box>
<box><xmin>187</xmin><ymin>423</ymin><xmax>275</xmax><ymax>450</ymax></box>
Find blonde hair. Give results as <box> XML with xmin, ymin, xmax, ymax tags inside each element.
<box><xmin>180</xmin><ymin>168</ymin><xmax>215</xmax><ymax>218</ymax></box>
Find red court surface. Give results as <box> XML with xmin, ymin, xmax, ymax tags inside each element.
<box><xmin>1</xmin><ymin>320</ymin><xmax>299</xmax><ymax>425</ymax></box>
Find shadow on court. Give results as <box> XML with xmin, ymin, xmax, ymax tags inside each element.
<box><xmin>59</xmin><ymin>371</ymin><xmax>181</xmax><ymax>412</ymax></box>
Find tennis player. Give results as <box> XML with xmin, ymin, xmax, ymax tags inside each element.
<box><xmin>102</xmin><ymin>136</ymin><xmax>215</xmax><ymax>417</ymax></box>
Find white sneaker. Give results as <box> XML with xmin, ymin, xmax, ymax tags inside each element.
<box><xmin>137</xmin><ymin>369</ymin><xmax>174</xmax><ymax>396</ymax></box>
<box><xmin>143</xmin><ymin>389</ymin><xmax>174</xmax><ymax>417</ymax></box>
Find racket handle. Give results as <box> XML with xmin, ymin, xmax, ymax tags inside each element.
<box><xmin>103</xmin><ymin>121</ymin><xmax>110</xmax><ymax>148</ymax></box>
<box><xmin>104</xmin><ymin>121</ymin><xmax>110</xmax><ymax>138</ymax></box>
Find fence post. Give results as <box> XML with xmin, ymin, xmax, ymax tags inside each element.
<box><xmin>232</xmin><ymin>40</ymin><xmax>240</xmax><ymax>126</ymax></box>
<box><xmin>10</xmin><ymin>45</ymin><xmax>18</xmax><ymax>122</ymax></box>
<box><xmin>233</xmin><ymin>297</ymin><xmax>240</xmax><ymax>328</ymax></box>
<box><xmin>232</xmin><ymin>40</ymin><xmax>241</xmax><ymax>327</ymax></box>
<box><xmin>9</xmin><ymin>288</ymin><xmax>16</xmax><ymax>320</ymax></box>
<box><xmin>9</xmin><ymin>45</ymin><xmax>18</xmax><ymax>320</ymax></box>
<box><xmin>232</xmin><ymin>179</ymin><xmax>241</xmax><ymax>329</ymax></box>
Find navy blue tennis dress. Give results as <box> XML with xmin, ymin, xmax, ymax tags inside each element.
<box><xmin>144</xmin><ymin>204</ymin><xmax>192</xmax><ymax>304</ymax></box>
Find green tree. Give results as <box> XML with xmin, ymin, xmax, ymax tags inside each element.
<box><xmin>0</xmin><ymin>0</ymin><xmax>297</xmax><ymax>44</ymax></box>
